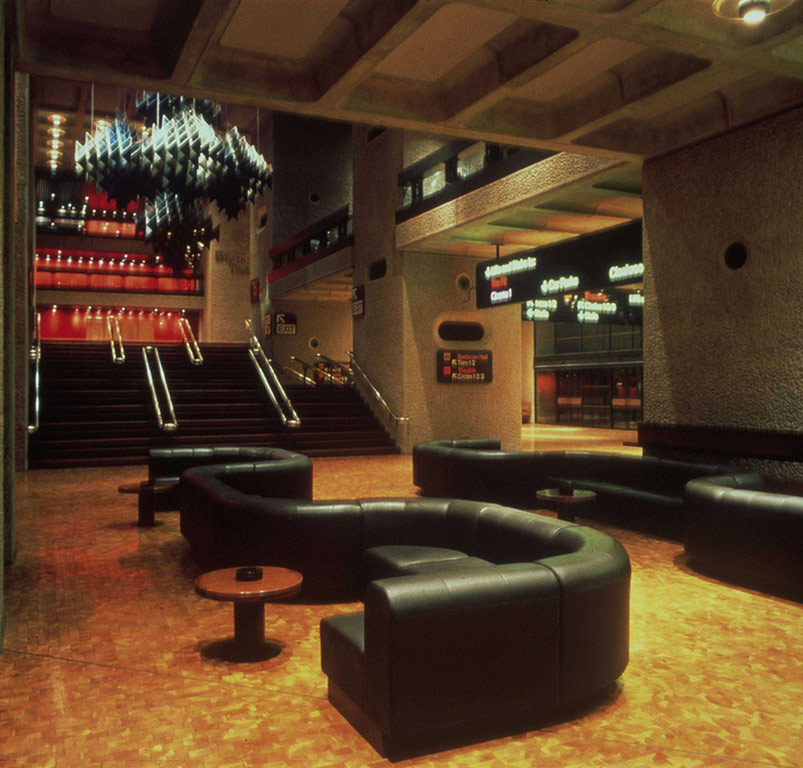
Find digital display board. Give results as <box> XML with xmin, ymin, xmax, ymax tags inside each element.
<box><xmin>476</xmin><ymin>220</ymin><xmax>642</xmax><ymax>309</ymax></box>
<box><xmin>522</xmin><ymin>291</ymin><xmax>643</xmax><ymax>325</ymax></box>
<box><xmin>437</xmin><ymin>350</ymin><xmax>493</xmax><ymax>383</ymax></box>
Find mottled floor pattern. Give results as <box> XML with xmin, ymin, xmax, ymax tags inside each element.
<box><xmin>2</xmin><ymin>427</ymin><xmax>801</xmax><ymax>767</ymax></box>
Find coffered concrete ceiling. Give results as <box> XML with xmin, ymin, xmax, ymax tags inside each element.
<box><xmin>13</xmin><ymin>0</ymin><xmax>803</xmax><ymax>160</ymax></box>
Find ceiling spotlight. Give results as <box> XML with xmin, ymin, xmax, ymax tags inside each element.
<box><xmin>48</xmin><ymin>127</ymin><xmax>65</xmax><ymax>138</ymax></box>
<box><xmin>739</xmin><ymin>0</ymin><xmax>770</xmax><ymax>22</ymax></box>
<box><xmin>713</xmin><ymin>0</ymin><xmax>794</xmax><ymax>22</ymax></box>
<box><xmin>48</xmin><ymin>113</ymin><xmax>66</xmax><ymax>126</ymax></box>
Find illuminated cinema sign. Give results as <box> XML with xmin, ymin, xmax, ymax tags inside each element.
<box><xmin>476</xmin><ymin>220</ymin><xmax>642</xmax><ymax>309</ymax></box>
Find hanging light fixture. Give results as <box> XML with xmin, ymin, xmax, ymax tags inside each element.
<box><xmin>75</xmin><ymin>92</ymin><xmax>271</xmax><ymax>273</ymax></box>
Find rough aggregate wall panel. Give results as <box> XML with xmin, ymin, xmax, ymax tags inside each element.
<box><xmin>204</xmin><ymin>204</ymin><xmax>252</xmax><ymax>343</ymax></box>
<box><xmin>270</xmin><ymin>299</ymin><xmax>352</xmax><ymax>366</ymax></box>
<box><xmin>250</xmin><ymin>189</ymin><xmax>272</xmax><ymax>337</ymax></box>
<box><xmin>1</xmin><ymin>12</ymin><xmax>7</xmax><ymax>637</ymax></box>
<box><xmin>401</xmin><ymin>251</ymin><xmax>522</xmax><ymax>451</ymax></box>
<box><xmin>352</xmin><ymin>126</ymin><xmax>407</xmax><ymax>440</ymax></box>
<box><xmin>271</xmin><ymin>115</ymin><xmax>353</xmax><ymax>246</ymax></box>
<box><xmin>643</xmin><ymin>106</ymin><xmax>803</xmax><ymax>434</ymax></box>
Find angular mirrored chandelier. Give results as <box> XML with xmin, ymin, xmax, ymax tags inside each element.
<box><xmin>75</xmin><ymin>92</ymin><xmax>272</xmax><ymax>272</ymax></box>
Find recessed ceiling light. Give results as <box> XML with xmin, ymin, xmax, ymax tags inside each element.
<box><xmin>48</xmin><ymin>127</ymin><xmax>65</xmax><ymax>138</ymax></box>
<box><xmin>713</xmin><ymin>0</ymin><xmax>794</xmax><ymax>23</ymax></box>
<box><xmin>739</xmin><ymin>0</ymin><xmax>770</xmax><ymax>22</ymax></box>
<box><xmin>48</xmin><ymin>114</ymin><xmax>66</xmax><ymax>126</ymax></box>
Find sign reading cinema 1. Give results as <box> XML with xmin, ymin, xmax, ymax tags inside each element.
<box><xmin>475</xmin><ymin>220</ymin><xmax>643</xmax><ymax>324</ymax></box>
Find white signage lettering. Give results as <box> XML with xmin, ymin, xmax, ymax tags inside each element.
<box><xmin>540</xmin><ymin>275</ymin><xmax>579</xmax><ymax>295</ymax></box>
<box><xmin>608</xmin><ymin>262</ymin><xmax>644</xmax><ymax>282</ymax></box>
<box><xmin>484</xmin><ymin>256</ymin><xmax>537</xmax><ymax>281</ymax></box>
<box><xmin>577</xmin><ymin>299</ymin><xmax>617</xmax><ymax>315</ymax></box>
<box><xmin>628</xmin><ymin>293</ymin><xmax>645</xmax><ymax>306</ymax></box>
<box><xmin>577</xmin><ymin>310</ymin><xmax>599</xmax><ymax>324</ymax></box>
<box><xmin>490</xmin><ymin>288</ymin><xmax>513</xmax><ymax>304</ymax></box>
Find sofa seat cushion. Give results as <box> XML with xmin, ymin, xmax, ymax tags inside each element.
<box><xmin>320</xmin><ymin>612</ymin><xmax>365</xmax><ymax>707</ymax></box>
<box><xmin>363</xmin><ymin>545</ymin><xmax>483</xmax><ymax>583</ymax></box>
<box><xmin>405</xmin><ymin>557</ymin><xmax>495</xmax><ymax>575</ymax></box>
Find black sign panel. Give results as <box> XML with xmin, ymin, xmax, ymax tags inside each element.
<box><xmin>275</xmin><ymin>312</ymin><xmax>297</xmax><ymax>335</ymax></box>
<box><xmin>437</xmin><ymin>350</ymin><xmax>492</xmax><ymax>383</ymax></box>
<box><xmin>351</xmin><ymin>285</ymin><xmax>365</xmax><ymax>318</ymax></box>
<box><xmin>476</xmin><ymin>220</ymin><xmax>642</xmax><ymax>309</ymax></box>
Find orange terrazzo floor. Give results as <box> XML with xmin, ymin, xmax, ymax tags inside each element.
<box><xmin>2</xmin><ymin>427</ymin><xmax>802</xmax><ymax>767</ymax></box>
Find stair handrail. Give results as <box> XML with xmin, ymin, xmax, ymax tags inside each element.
<box><xmin>106</xmin><ymin>315</ymin><xmax>125</xmax><ymax>364</ymax></box>
<box><xmin>318</xmin><ymin>351</ymin><xmax>410</xmax><ymax>427</ymax></box>
<box><xmin>28</xmin><ymin>312</ymin><xmax>41</xmax><ymax>434</ymax></box>
<box><xmin>178</xmin><ymin>316</ymin><xmax>203</xmax><ymax>365</ymax></box>
<box><xmin>290</xmin><ymin>354</ymin><xmax>347</xmax><ymax>387</ymax></box>
<box><xmin>142</xmin><ymin>346</ymin><xmax>178</xmax><ymax>431</ymax></box>
<box><xmin>245</xmin><ymin>319</ymin><xmax>300</xmax><ymax>428</ymax></box>
<box><xmin>273</xmin><ymin>359</ymin><xmax>316</xmax><ymax>388</ymax></box>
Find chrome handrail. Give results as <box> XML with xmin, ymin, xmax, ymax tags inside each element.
<box><xmin>245</xmin><ymin>319</ymin><xmax>301</xmax><ymax>428</ymax></box>
<box><xmin>106</xmin><ymin>315</ymin><xmax>125</xmax><ymax>364</ymax></box>
<box><xmin>142</xmin><ymin>346</ymin><xmax>178</xmax><ymax>431</ymax></box>
<box><xmin>290</xmin><ymin>354</ymin><xmax>346</xmax><ymax>387</ymax></box>
<box><xmin>28</xmin><ymin>312</ymin><xmax>41</xmax><ymax>434</ymax></box>
<box><xmin>274</xmin><ymin>359</ymin><xmax>316</xmax><ymax>388</ymax></box>
<box><xmin>178</xmin><ymin>316</ymin><xmax>203</xmax><ymax>365</ymax></box>
<box><xmin>329</xmin><ymin>351</ymin><xmax>409</xmax><ymax>426</ymax></box>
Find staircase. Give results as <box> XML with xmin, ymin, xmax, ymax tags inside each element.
<box><xmin>28</xmin><ymin>341</ymin><xmax>399</xmax><ymax>468</ymax></box>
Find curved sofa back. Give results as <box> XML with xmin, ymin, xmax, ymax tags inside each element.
<box><xmin>684</xmin><ymin>473</ymin><xmax>803</xmax><ymax>595</ymax></box>
<box><xmin>148</xmin><ymin>446</ymin><xmax>309</xmax><ymax>484</ymax></box>
<box><xmin>413</xmin><ymin>439</ymin><xmax>734</xmax><ymax>537</ymax></box>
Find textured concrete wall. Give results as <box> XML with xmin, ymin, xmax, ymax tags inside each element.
<box><xmin>203</xmin><ymin>205</ymin><xmax>252</xmax><ymax>343</ymax></box>
<box><xmin>250</xmin><ymin>189</ymin><xmax>272</xmax><ymax>344</ymax></box>
<box><xmin>14</xmin><ymin>73</ymin><xmax>32</xmax><ymax>472</ymax></box>
<box><xmin>351</xmin><ymin>126</ymin><xmax>408</xmax><ymax>444</ymax></box>
<box><xmin>643</xmin><ymin>106</ymin><xmax>803</xmax><ymax>474</ymax></box>
<box><xmin>1</xmin><ymin>11</ymin><xmax>8</xmax><ymax>641</ymax></box>
<box><xmin>271</xmin><ymin>115</ymin><xmax>352</xmax><ymax>245</ymax></box>
<box><xmin>401</xmin><ymin>251</ymin><xmax>522</xmax><ymax>450</ymax></box>
<box><xmin>270</xmin><ymin>299</ymin><xmax>352</xmax><ymax>368</ymax></box>
<box><xmin>521</xmin><ymin>320</ymin><xmax>534</xmax><ymax>422</ymax></box>
<box><xmin>352</xmin><ymin>126</ymin><xmax>520</xmax><ymax>452</ymax></box>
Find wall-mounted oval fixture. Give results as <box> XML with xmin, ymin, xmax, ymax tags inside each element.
<box><xmin>438</xmin><ymin>321</ymin><xmax>485</xmax><ymax>342</ymax></box>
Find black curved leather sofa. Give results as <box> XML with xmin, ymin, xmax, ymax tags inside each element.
<box><xmin>143</xmin><ymin>446</ymin><xmax>312</xmax><ymax>515</ymax></box>
<box><xmin>684</xmin><ymin>473</ymin><xmax>803</xmax><ymax>599</ymax></box>
<box><xmin>413</xmin><ymin>439</ymin><xmax>734</xmax><ymax>540</ymax></box>
<box><xmin>177</xmin><ymin>459</ymin><xmax>630</xmax><ymax>756</ymax></box>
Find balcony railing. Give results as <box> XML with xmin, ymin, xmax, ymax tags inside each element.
<box><xmin>397</xmin><ymin>141</ymin><xmax>555</xmax><ymax>223</ymax></box>
<box><xmin>268</xmin><ymin>205</ymin><xmax>353</xmax><ymax>282</ymax></box>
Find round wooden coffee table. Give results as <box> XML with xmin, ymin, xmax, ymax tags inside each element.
<box><xmin>195</xmin><ymin>566</ymin><xmax>303</xmax><ymax>662</ymax></box>
<box><xmin>118</xmin><ymin>480</ymin><xmax>174</xmax><ymax>527</ymax></box>
<box><xmin>536</xmin><ymin>487</ymin><xmax>596</xmax><ymax>523</ymax></box>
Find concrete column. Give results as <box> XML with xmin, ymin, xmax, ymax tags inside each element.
<box><xmin>14</xmin><ymin>72</ymin><xmax>33</xmax><ymax>473</ymax></box>
<box><xmin>203</xmin><ymin>204</ymin><xmax>252</xmax><ymax>343</ymax></box>
<box><xmin>1</xmin><ymin>14</ymin><xmax>14</xmax><ymax>642</ymax></box>
<box><xmin>521</xmin><ymin>321</ymin><xmax>534</xmax><ymax>423</ymax></box>
<box><xmin>352</xmin><ymin>126</ymin><xmax>521</xmax><ymax>453</ymax></box>
<box><xmin>643</xmin><ymin>105</ymin><xmax>803</xmax><ymax>478</ymax></box>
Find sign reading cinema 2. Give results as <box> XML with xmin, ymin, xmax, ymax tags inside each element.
<box><xmin>475</xmin><ymin>220</ymin><xmax>643</xmax><ymax>324</ymax></box>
